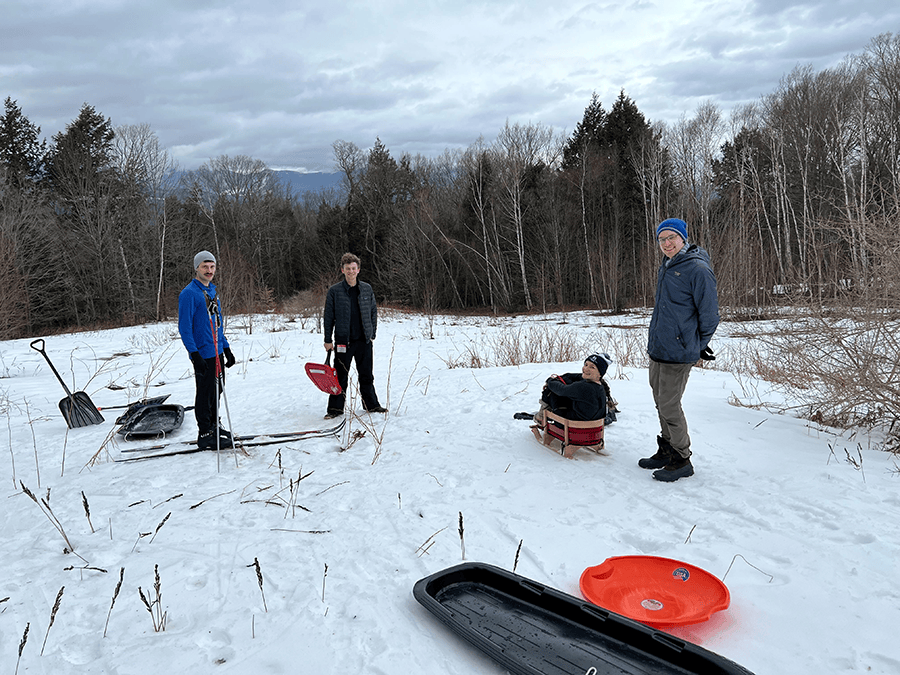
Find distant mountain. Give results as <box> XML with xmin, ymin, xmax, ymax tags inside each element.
<box><xmin>273</xmin><ymin>170</ymin><xmax>343</xmax><ymax>195</ymax></box>
<box><xmin>172</xmin><ymin>169</ymin><xmax>343</xmax><ymax>197</ymax></box>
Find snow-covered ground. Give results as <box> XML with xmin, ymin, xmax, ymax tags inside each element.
<box><xmin>1</xmin><ymin>310</ymin><xmax>897</xmax><ymax>674</ymax></box>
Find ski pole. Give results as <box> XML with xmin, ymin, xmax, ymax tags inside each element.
<box><xmin>220</xmin><ymin>365</ymin><xmax>239</xmax><ymax>468</ymax></box>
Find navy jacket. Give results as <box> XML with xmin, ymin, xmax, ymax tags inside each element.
<box><xmin>323</xmin><ymin>279</ymin><xmax>377</xmax><ymax>344</ymax></box>
<box><xmin>545</xmin><ymin>374</ymin><xmax>607</xmax><ymax>421</ymax></box>
<box><xmin>647</xmin><ymin>244</ymin><xmax>719</xmax><ymax>364</ymax></box>
<box><xmin>178</xmin><ymin>279</ymin><xmax>229</xmax><ymax>359</ymax></box>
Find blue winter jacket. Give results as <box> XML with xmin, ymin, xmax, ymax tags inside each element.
<box><xmin>178</xmin><ymin>279</ymin><xmax>229</xmax><ymax>359</ymax></box>
<box><xmin>323</xmin><ymin>279</ymin><xmax>377</xmax><ymax>344</ymax></box>
<box><xmin>647</xmin><ymin>244</ymin><xmax>719</xmax><ymax>364</ymax></box>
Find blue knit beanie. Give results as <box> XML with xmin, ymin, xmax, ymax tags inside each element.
<box><xmin>656</xmin><ymin>218</ymin><xmax>688</xmax><ymax>243</ymax></box>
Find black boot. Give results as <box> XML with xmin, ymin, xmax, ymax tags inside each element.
<box><xmin>653</xmin><ymin>456</ymin><xmax>694</xmax><ymax>482</ymax></box>
<box><xmin>217</xmin><ymin>422</ymin><xmax>233</xmax><ymax>443</ymax></box>
<box><xmin>198</xmin><ymin>428</ymin><xmax>233</xmax><ymax>450</ymax></box>
<box><xmin>638</xmin><ymin>436</ymin><xmax>675</xmax><ymax>469</ymax></box>
<box><xmin>197</xmin><ymin>429</ymin><xmax>217</xmax><ymax>450</ymax></box>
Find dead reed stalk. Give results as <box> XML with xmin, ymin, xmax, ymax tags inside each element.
<box><xmin>81</xmin><ymin>491</ymin><xmax>94</xmax><ymax>533</ymax></box>
<box><xmin>24</xmin><ymin>401</ymin><xmax>39</xmax><ymax>488</ymax></box>
<box><xmin>103</xmin><ymin>567</ymin><xmax>124</xmax><ymax>637</ymax></box>
<box><xmin>40</xmin><ymin>585</ymin><xmax>64</xmax><ymax>655</ymax></box>
<box><xmin>248</xmin><ymin>558</ymin><xmax>267</xmax><ymax>612</ymax></box>
<box><xmin>458</xmin><ymin>512</ymin><xmax>466</xmax><ymax>561</ymax></box>
<box><xmin>15</xmin><ymin>622</ymin><xmax>29</xmax><ymax>675</ymax></box>
<box><xmin>415</xmin><ymin>527</ymin><xmax>447</xmax><ymax>557</ymax></box>
<box><xmin>20</xmin><ymin>481</ymin><xmax>77</xmax><ymax>554</ymax></box>
<box><xmin>513</xmin><ymin>539</ymin><xmax>523</xmax><ymax>572</ymax></box>
<box><xmin>6</xmin><ymin>411</ymin><xmax>16</xmax><ymax>489</ymax></box>
<box><xmin>148</xmin><ymin>512</ymin><xmax>171</xmax><ymax>544</ymax></box>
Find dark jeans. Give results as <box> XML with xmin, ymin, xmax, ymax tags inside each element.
<box><xmin>194</xmin><ymin>355</ymin><xmax>224</xmax><ymax>434</ymax></box>
<box><xmin>327</xmin><ymin>340</ymin><xmax>380</xmax><ymax>414</ymax></box>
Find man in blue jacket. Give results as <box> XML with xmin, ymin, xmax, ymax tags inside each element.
<box><xmin>640</xmin><ymin>218</ymin><xmax>719</xmax><ymax>481</ymax></box>
<box><xmin>178</xmin><ymin>251</ymin><xmax>236</xmax><ymax>449</ymax></box>
<box><xmin>322</xmin><ymin>253</ymin><xmax>386</xmax><ymax>418</ymax></box>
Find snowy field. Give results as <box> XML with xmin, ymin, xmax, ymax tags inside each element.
<box><xmin>1</xmin><ymin>309</ymin><xmax>898</xmax><ymax>674</ymax></box>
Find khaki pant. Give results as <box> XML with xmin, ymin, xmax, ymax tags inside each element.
<box><xmin>649</xmin><ymin>360</ymin><xmax>694</xmax><ymax>459</ymax></box>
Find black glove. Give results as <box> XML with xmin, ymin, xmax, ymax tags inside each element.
<box><xmin>700</xmin><ymin>346</ymin><xmax>715</xmax><ymax>361</ymax></box>
<box><xmin>190</xmin><ymin>351</ymin><xmax>207</xmax><ymax>374</ymax></box>
<box><xmin>223</xmin><ymin>348</ymin><xmax>236</xmax><ymax>368</ymax></box>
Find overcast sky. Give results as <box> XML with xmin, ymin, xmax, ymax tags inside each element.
<box><xmin>3</xmin><ymin>0</ymin><xmax>898</xmax><ymax>172</ymax></box>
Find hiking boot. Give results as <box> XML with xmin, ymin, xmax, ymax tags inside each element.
<box><xmin>198</xmin><ymin>429</ymin><xmax>233</xmax><ymax>450</ymax></box>
<box><xmin>365</xmin><ymin>405</ymin><xmax>388</xmax><ymax>413</ymax></box>
<box><xmin>324</xmin><ymin>411</ymin><xmax>343</xmax><ymax>420</ymax></box>
<box><xmin>638</xmin><ymin>436</ymin><xmax>675</xmax><ymax>469</ymax></box>
<box><xmin>653</xmin><ymin>456</ymin><xmax>694</xmax><ymax>482</ymax></box>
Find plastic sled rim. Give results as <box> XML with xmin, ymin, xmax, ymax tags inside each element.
<box><xmin>116</xmin><ymin>404</ymin><xmax>185</xmax><ymax>438</ymax></box>
<box><xmin>580</xmin><ymin>555</ymin><xmax>730</xmax><ymax>629</ymax></box>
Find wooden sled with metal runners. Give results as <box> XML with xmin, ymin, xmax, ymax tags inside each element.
<box><xmin>530</xmin><ymin>409</ymin><xmax>605</xmax><ymax>459</ymax></box>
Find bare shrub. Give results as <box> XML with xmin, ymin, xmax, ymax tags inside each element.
<box><xmin>753</xmin><ymin>315</ymin><xmax>900</xmax><ymax>447</ymax></box>
<box><xmin>745</xmin><ymin>211</ymin><xmax>900</xmax><ymax>450</ymax></box>
<box><xmin>281</xmin><ymin>289</ymin><xmax>324</xmax><ymax>330</ymax></box>
<box><xmin>441</xmin><ymin>324</ymin><xmax>602</xmax><ymax>368</ymax></box>
<box><xmin>0</xmin><ymin>234</ymin><xmax>29</xmax><ymax>339</ymax></box>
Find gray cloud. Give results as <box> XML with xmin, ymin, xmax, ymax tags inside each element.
<box><xmin>3</xmin><ymin>0</ymin><xmax>898</xmax><ymax>171</ymax></box>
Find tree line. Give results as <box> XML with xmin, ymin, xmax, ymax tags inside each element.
<box><xmin>2</xmin><ymin>32</ymin><xmax>900</xmax><ymax>339</ymax></box>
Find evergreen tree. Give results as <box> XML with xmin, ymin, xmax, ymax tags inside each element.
<box><xmin>48</xmin><ymin>103</ymin><xmax>116</xmax><ymax>197</ymax></box>
<box><xmin>47</xmin><ymin>104</ymin><xmax>125</xmax><ymax>324</ymax></box>
<box><xmin>0</xmin><ymin>97</ymin><xmax>47</xmax><ymax>189</ymax></box>
<box><xmin>562</xmin><ymin>92</ymin><xmax>607</xmax><ymax>170</ymax></box>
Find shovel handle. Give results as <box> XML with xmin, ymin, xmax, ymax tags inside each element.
<box><xmin>30</xmin><ymin>338</ymin><xmax>74</xmax><ymax>396</ymax></box>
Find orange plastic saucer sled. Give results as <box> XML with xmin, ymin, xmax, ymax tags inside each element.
<box><xmin>580</xmin><ymin>556</ymin><xmax>730</xmax><ymax>629</ymax></box>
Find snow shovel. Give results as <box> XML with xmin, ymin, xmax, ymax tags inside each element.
<box><xmin>30</xmin><ymin>338</ymin><xmax>105</xmax><ymax>429</ymax></box>
<box><xmin>305</xmin><ymin>350</ymin><xmax>342</xmax><ymax>395</ymax></box>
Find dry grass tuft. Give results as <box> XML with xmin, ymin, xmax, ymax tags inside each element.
<box><xmin>138</xmin><ymin>564</ymin><xmax>167</xmax><ymax>632</ymax></box>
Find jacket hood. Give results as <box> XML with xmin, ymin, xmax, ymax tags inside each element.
<box><xmin>667</xmin><ymin>244</ymin><xmax>713</xmax><ymax>270</ymax></box>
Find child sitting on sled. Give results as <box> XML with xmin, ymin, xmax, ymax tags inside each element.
<box><xmin>521</xmin><ymin>353</ymin><xmax>618</xmax><ymax>425</ymax></box>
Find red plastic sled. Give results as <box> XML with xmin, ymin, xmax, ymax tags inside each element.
<box><xmin>580</xmin><ymin>556</ymin><xmax>730</xmax><ymax>629</ymax></box>
<box><xmin>305</xmin><ymin>351</ymin><xmax>341</xmax><ymax>395</ymax></box>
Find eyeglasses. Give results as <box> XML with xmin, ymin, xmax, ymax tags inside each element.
<box><xmin>658</xmin><ymin>234</ymin><xmax>681</xmax><ymax>245</ymax></box>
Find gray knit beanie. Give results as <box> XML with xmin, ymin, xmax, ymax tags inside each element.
<box><xmin>193</xmin><ymin>250</ymin><xmax>216</xmax><ymax>269</ymax></box>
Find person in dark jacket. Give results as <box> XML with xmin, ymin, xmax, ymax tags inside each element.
<box><xmin>178</xmin><ymin>250</ymin><xmax>236</xmax><ymax>449</ymax></box>
<box><xmin>322</xmin><ymin>253</ymin><xmax>386</xmax><ymax>418</ymax></box>
<box><xmin>640</xmin><ymin>218</ymin><xmax>719</xmax><ymax>482</ymax></box>
<box><xmin>536</xmin><ymin>354</ymin><xmax>612</xmax><ymax>422</ymax></box>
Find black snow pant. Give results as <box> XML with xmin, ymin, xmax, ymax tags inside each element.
<box><xmin>194</xmin><ymin>354</ymin><xmax>224</xmax><ymax>434</ymax></box>
<box><xmin>541</xmin><ymin>388</ymin><xmax>572</xmax><ymax>417</ymax></box>
<box><xmin>327</xmin><ymin>339</ymin><xmax>380</xmax><ymax>414</ymax></box>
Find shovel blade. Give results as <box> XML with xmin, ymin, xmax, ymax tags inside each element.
<box><xmin>59</xmin><ymin>392</ymin><xmax>105</xmax><ymax>429</ymax></box>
